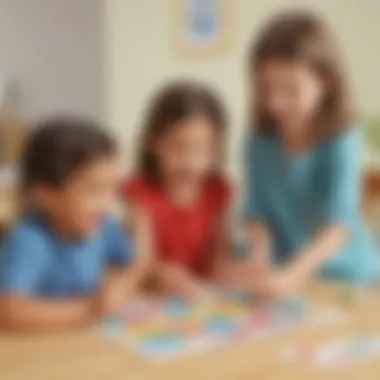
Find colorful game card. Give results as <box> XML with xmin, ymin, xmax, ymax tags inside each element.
<box><xmin>283</xmin><ymin>335</ymin><xmax>380</xmax><ymax>367</ymax></box>
<box><xmin>100</xmin><ymin>290</ymin><xmax>346</xmax><ymax>361</ymax></box>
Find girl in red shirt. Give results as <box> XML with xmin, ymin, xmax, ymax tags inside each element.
<box><xmin>123</xmin><ymin>82</ymin><xmax>232</xmax><ymax>298</ymax></box>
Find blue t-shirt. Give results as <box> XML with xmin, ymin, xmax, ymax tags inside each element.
<box><xmin>244</xmin><ymin>127</ymin><xmax>380</xmax><ymax>285</ymax></box>
<box><xmin>0</xmin><ymin>212</ymin><xmax>133</xmax><ymax>297</ymax></box>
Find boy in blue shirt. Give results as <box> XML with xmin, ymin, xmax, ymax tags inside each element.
<box><xmin>0</xmin><ymin>117</ymin><xmax>146</xmax><ymax>331</ymax></box>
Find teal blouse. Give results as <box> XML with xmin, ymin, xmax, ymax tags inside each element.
<box><xmin>244</xmin><ymin>127</ymin><xmax>380</xmax><ymax>285</ymax></box>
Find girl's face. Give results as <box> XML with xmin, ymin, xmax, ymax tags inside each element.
<box><xmin>155</xmin><ymin>116</ymin><xmax>221</xmax><ymax>186</ymax></box>
<box><xmin>255</xmin><ymin>60</ymin><xmax>325</xmax><ymax>135</ymax></box>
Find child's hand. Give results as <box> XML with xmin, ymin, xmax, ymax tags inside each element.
<box><xmin>159</xmin><ymin>264</ymin><xmax>212</xmax><ymax>302</ymax></box>
<box><xmin>253</xmin><ymin>268</ymin><xmax>301</xmax><ymax>300</ymax></box>
<box><xmin>94</xmin><ymin>275</ymin><xmax>128</xmax><ymax>319</ymax></box>
<box><xmin>250</xmin><ymin>254</ymin><xmax>271</xmax><ymax>274</ymax></box>
<box><xmin>213</xmin><ymin>255</ymin><xmax>271</xmax><ymax>288</ymax></box>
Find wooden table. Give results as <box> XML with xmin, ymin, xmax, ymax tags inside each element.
<box><xmin>1</xmin><ymin>283</ymin><xmax>380</xmax><ymax>380</ymax></box>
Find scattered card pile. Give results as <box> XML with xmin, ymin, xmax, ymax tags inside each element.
<box><xmin>100</xmin><ymin>289</ymin><xmax>346</xmax><ymax>361</ymax></box>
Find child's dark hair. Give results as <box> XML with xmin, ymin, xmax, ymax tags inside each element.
<box><xmin>248</xmin><ymin>11</ymin><xmax>354</xmax><ymax>140</ymax></box>
<box><xmin>21</xmin><ymin>116</ymin><xmax>116</xmax><ymax>192</ymax></box>
<box><xmin>137</xmin><ymin>81</ymin><xmax>227</xmax><ymax>182</ymax></box>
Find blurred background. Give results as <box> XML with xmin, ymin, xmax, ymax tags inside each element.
<box><xmin>0</xmin><ymin>0</ymin><xmax>380</xmax><ymax>225</ymax></box>
<box><xmin>1</xmin><ymin>2</ymin><xmax>380</xmax><ymax>378</ymax></box>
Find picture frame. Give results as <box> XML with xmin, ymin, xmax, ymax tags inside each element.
<box><xmin>171</xmin><ymin>0</ymin><xmax>235</xmax><ymax>60</ymax></box>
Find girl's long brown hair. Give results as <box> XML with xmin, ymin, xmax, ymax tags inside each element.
<box><xmin>248</xmin><ymin>11</ymin><xmax>355</xmax><ymax>140</ymax></box>
<box><xmin>136</xmin><ymin>81</ymin><xmax>227</xmax><ymax>182</ymax></box>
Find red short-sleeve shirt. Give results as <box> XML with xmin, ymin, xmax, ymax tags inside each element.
<box><xmin>123</xmin><ymin>176</ymin><xmax>231</xmax><ymax>275</ymax></box>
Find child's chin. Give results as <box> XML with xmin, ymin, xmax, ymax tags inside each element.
<box><xmin>176</xmin><ymin>173</ymin><xmax>204</xmax><ymax>185</ymax></box>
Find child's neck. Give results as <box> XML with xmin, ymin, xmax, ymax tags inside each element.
<box><xmin>282</xmin><ymin>128</ymin><xmax>313</xmax><ymax>155</ymax></box>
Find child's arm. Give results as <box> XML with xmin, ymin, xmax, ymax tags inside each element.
<box><xmin>253</xmin><ymin>225</ymin><xmax>347</xmax><ymax>300</ymax></box>
<box><xmin>259</xmin><ymin>131</ymin><xmax>359</xmax><ymax>298</ymax></box>
<box><xmin>212</xmin><ymin>208</ymin><xmax>232</xmax><ymax>267</ymax></box>
<box><xmin>97</xmin><ymin>264</ymin><xmax>149</xmax><ymax>317</ymax></box>
<box><xmin>0</xmin><ymin>268</ymin><xmax>148</xmax><ymax>332</ymax></box>
<box><xmin>0</xmin><ymin>227</ymin><xmax>97</xmax><ymax>332</ymax></box>
<box><xmin>99</xmin><ymin>216</ymin><xmax>151</xmax><ymax>314</ymax></box>
<box><xmin>0</xmin><ymin>263</ymin><xmax>153</xmax><ymax>333</ymax></box>
<box><xmin>0</xmin><ymin>295</ymin><xmax>95</xmax><ymax>332</ymax></box>
<box><xmin>127</xmin><ymin>202</ymin><xmax>208</xmax><ymax>300</ymax></box>
<box><xmin>212</xmin><ymin>217</ymin><xmax>272</xmax><ymax>288</ymax></box>
<box><xmin>246</xmin><ymin>221</ymin><xmax>272</xmax><ymax>263</ymax></box>
<box><xmin>272</xmin><ymin>226</ymin><xmax>347</xmax><ymax>295</ymax></box>
<box><xmin>126</xmin><ymin>202</ymin><xmax>154</xmax><ymax>266</ymax></box>
<box><xmin>244</xmin><ymin>134</ymin><xmax>272</xmax><ymax>267</ymax></box>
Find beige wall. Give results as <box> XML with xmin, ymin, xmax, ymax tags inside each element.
<box><xmin>0</xmin><ymin>0</ymin><xmax>105</xmax><ymax>121</ymax></box>
<box><xmin>105</xmin><ymin>0</ymin><xmax>380</xmax><ymax>179</ymax></box>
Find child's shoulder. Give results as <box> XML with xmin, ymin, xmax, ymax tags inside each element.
<box><xmin>204</xmin><ymin>175</ymin><xmax>233</xmax><ymax>207</ymax></box>
<box><xmin>123</xmin><ymin>175</ymin><xmax>153</xmax><ymax>194</ymax></box>
<box><xmin>8</xmin><ymin>213</ymin><xmax>50</xmax><ymax>240</ymax></box>
<box><xmin>318</xmin><ymin>125</ymin><xmax>360</xmax><ymax>157</ymax></box>
<box><xmin>123</xmin><ymin>175</ymin><xmax>160</xmax><ymax>198</ymax></box>
<box><xmin>325</xmin><ymin>126</ymin><xmax>360</xmax><ymax>148</ymax></box>
<box><xmin>122</xmin><ymin>175</ymin><xmax>163</xmax><ymax>207</ymax></box>
<box><xmin>100</xmin><ymin>215</ymin><xmax>128</xmax><ymax>240</ymax></box>
<box><xmin>1</xmin><ymin>213</ymin><xmax>52</xmax><ymax>259</ymax></box>
<box><xmin>206</xmin><ymin>175</ymin><xmax>232</xmax><ymax>193</ymax></box>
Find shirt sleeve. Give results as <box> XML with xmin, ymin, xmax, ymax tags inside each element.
<box><xmin>322</xmin><ymin>129</ymin><xmax>362</xmax><ymax>229</ymax></box>
<box><xmin>243</xmin><ymin>133</ymin><xmax>266</xmax><ymax>221</ymax></box>
<box><xmin>102</xmin><ymin>218</ymin><xmax>134</xmax><ymax>266</ymax></box>
<box><xmin>0</xmin><ymin>225</ymin><xmax>49</xmax><ymax>294</ymax></box>
<box><xmin>208</xmin><ymin>177</ymin><xmax>233</xmax><ymax>216</ymax></box>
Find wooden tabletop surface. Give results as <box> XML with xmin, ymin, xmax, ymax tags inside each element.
<box><xmin>1</xmin><ymin>282</ymin><xmax>380</xmax><ymax>380</ymax></box>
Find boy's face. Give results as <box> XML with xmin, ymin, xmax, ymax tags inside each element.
<box><xmin>39</xmin><ymin>156</ymin><xmax>121</xmax><ymax>237</ymax></box>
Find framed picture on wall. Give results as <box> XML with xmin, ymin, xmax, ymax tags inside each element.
<box><xmin>171</xmin><ymin>0</ymin><xmax>235</xmax><ymax>59</ymax></box>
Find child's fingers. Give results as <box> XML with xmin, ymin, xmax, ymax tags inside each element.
<box><xmin>168</xmin><ymin>269</ymin><xmax>212</xmax><ymax>302</ymax></box>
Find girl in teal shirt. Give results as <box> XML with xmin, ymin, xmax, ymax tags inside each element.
<box><xmin>243</xmin><ymin>12</ymin><xmax>380</xmax><ymax>298</ymax></box>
